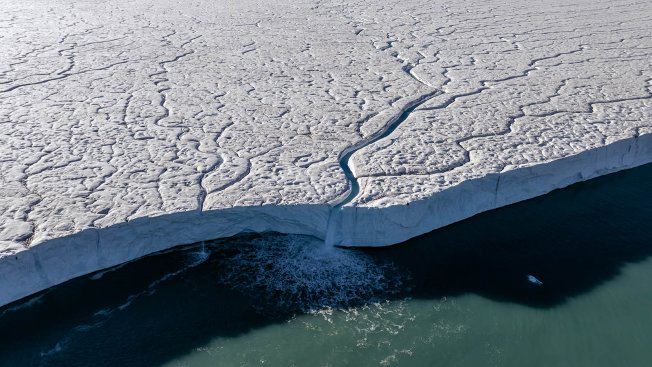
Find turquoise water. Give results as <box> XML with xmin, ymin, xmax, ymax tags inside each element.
<box><xmin>1</xmin><ymin>164</ymin><xmax>651</xmax><ymax>366</ymax></box>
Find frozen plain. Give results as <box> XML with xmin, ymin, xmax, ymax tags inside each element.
<box><xmin>0</xmin><ymin>0</ymin><xmax>651</xmax><ymax>306</ymax></box>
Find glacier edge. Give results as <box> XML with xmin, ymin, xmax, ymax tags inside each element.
<box><xmin>1</xmin><ymin>133</ymin><xmax>651</xmax><ymax>307</ymax></box>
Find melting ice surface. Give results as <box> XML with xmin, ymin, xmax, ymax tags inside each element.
<box><xmin>1</xmin><ymin>163</ymin><xmax>652</xmax><ymax>367</ymax></box>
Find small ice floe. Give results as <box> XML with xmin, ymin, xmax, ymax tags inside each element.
<box><xmin>527</xmin><ymin>274</ymin><xmax>543</xmax><ymax>286</ymax></box>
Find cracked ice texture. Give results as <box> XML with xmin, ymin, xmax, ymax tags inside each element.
<box><xmin>0</xmin><ymin>0</ymin><xmax>650</xmax><ymax>300</ymax></box>
<box><xmin>0</xmin><ymin>0</ymin><xmax>430</xmax><ymax>248</ymax></box>
<box><xmin>346</xmin><ymin>3</ymin><xmax>652</xmax><ymax>206</ymax></box>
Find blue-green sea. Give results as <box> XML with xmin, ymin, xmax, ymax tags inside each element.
<box><xmin>1</xmin><ymin>164</ymin><xmax>651</xmax><ymax>367</ymax></box>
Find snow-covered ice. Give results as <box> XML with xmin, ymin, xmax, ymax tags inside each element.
<box><xmin>0</xmin><ymin>0</ymin><xmax>650</xmax><ymax>306</ymax></box>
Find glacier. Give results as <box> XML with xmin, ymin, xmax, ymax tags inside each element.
<box><xmin>0</xmin><ymin>0</ymin><xmax>651</xmax><ymax>306</ymax></box>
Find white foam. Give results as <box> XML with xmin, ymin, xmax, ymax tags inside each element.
<box><xmin>40</xmin><ymin>342</ymin><xmax>62</xmax><ymax>357</ymax></box>
<box><xmin>215</xmin><ymin>234</ymin><xmax>402</xmax><ymax>312</ymax></box>
<box><xmin>38</xmin><ymin>245</ymin><xmax>212</xmax><ymax>359</ymax></box>
<box><xmin>0</xmin><ymin>292</ymin><xmax>47</xmax><ymax>317</ymax></box>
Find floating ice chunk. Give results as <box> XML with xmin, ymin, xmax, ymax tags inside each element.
<box><xmin>527</xmin><ymin>275</ymin><xmax>543</xmax><ymax>286</ymax></box>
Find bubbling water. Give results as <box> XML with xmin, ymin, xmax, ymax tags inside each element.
<box><xmin>212</xmin><ymin>234</ymin><xmax>404</xmax><ymax>312</ymax></box>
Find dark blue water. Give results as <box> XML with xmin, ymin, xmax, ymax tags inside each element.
<box><xmin>1</xmin><ymin>163</ymin><xmax>651</xmax><ymax>367</ymax></box>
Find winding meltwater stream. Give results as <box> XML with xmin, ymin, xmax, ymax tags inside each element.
<box><xmin>334</xmin><ymin>89</ymin><xmax>442</xmax><ymax>209</ymax></box>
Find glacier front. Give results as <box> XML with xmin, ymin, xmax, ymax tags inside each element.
<box><xmin>0</xmin><ymin>0</ymin><xmax>650</xmax><ymax>306</ymax></box>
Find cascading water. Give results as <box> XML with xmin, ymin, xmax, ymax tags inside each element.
<box><xmin>213</xmin><ymin>234</ymin><xmax>403</xmax><ymax>312</ymax></box>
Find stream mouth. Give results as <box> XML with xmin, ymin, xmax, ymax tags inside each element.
<box><xmin>213</xmin><ymin>234</ymin><xmax>402</xmax><ymax>312</ymax></box>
